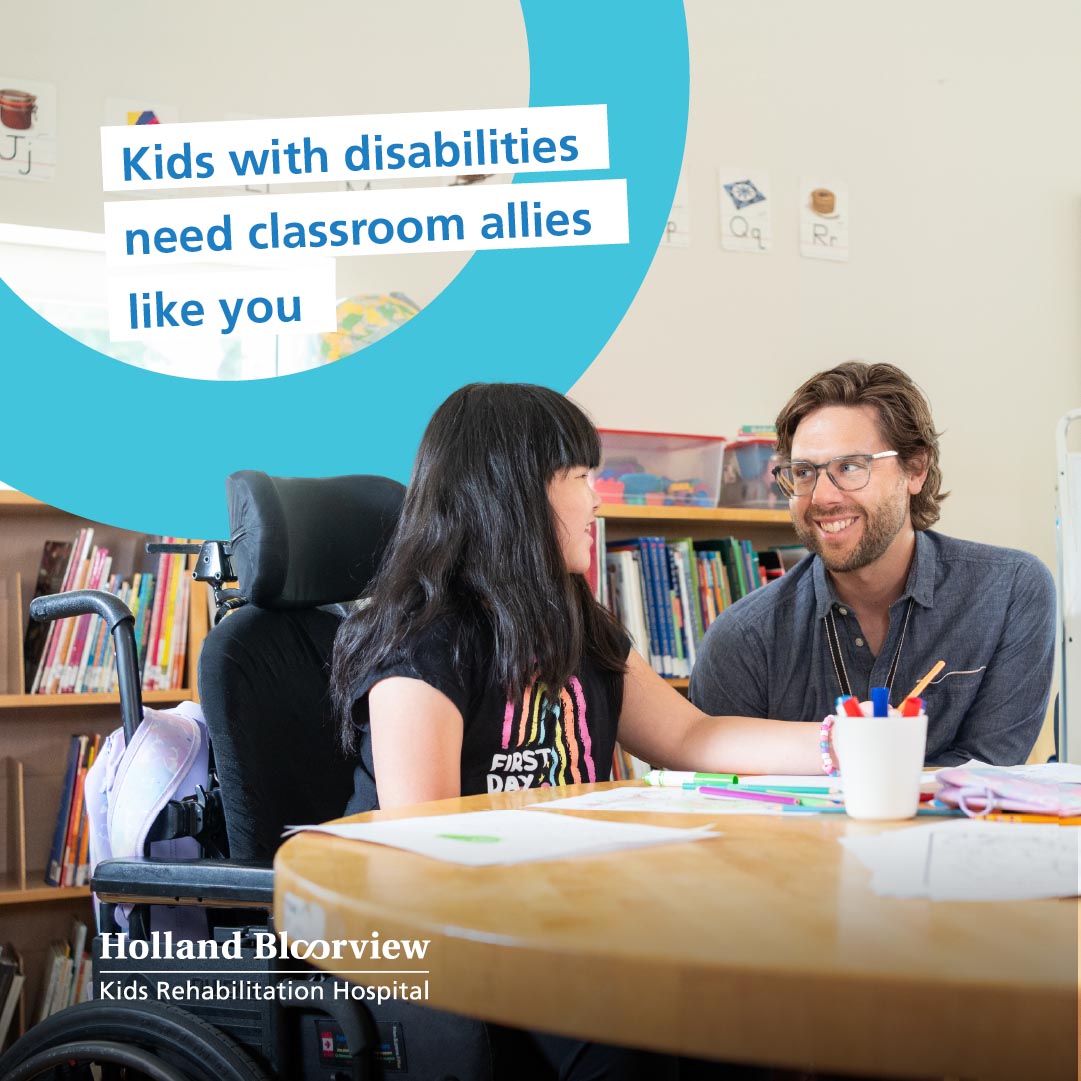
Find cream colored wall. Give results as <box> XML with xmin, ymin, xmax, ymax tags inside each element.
<box><xmin>4</xmin><ymin>0</ymin><xmax>1079</xmax><ymax>569</ymax></box>
<box><xmin>572</xmin><ymin>0</ymin><xmax>1081</xmax><ymax>573</ymax></box>
<box><xmin>0</xmin><ymin>0</ymin><xmax>528</xmax><ymax>305</ymax></box>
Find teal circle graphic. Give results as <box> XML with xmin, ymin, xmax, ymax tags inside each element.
<box><xmin>0</xmin><ymin>1</ymin><xmax>688</xmax><ymax>538</ymax></box>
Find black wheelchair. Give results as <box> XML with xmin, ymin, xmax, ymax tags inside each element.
<box><xmin>0</xmin><ymin>471</ymin><xmax>492</xmax><ymax>1081</ymax></box>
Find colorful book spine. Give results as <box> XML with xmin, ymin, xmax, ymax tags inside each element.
<box><xmin>143</xmin><ymin>547</ymin><xmax>169</xmax><ymax>690</ymax></box>
<box><xmin>44</xmin><ymin>737</ymin><xmax>81</xmax><ymax>886</ymax></box>
<box><xmin>45</xmin><ymin>535</ymin><xmax>95</xmax><ymax>694</ymax></box>
<box><xmin>31</xmin><ymin>528</ymin><xmax>88</xmax><ymax>694</ymax></box>
<box><xmin>649</xmin><ymin>537</ymin><xmax>678</xmax><ymax>676</ymax></box>
<box><xmin>73</xmin><ymin>735</ymin><xmax>101</xmax><ymax>886</ymax></box>
<box><xmin>664</xmin><ymin>545</ymin><xmax>688</xmax><ymax>677</ymax></box>
<box><xmin>58</xmin><ymin>736</ymin><xmax>88</xmax><ymax>887</ymax></box>
<box><xmin>610</xmin><ymin>542</ymin><xmax>663</xmax><ymax>672</ymax></box>
<box><xmin>670</xmin><ymin>546</ymin><xmax>697</xmax><ymax>672</ymax></box>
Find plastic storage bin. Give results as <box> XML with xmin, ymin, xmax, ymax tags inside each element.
<box><xmin>721</xmin><ymin>436</ymin><xmax>783</xmax><ymax>508</ymax></box>
<box><xmin>596</xmin><ymin>429</ymin><xmax>726</xmax><ymax>507</ymax></box>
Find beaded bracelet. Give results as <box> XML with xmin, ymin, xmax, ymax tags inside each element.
<box><xmin>819</xmin><ymin>714</ymin><xmax>839</xmax><ymax>777</ymax></box>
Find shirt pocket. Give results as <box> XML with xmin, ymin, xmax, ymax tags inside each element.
<box><xmin>921</xmin><ymin>667</ymin><xmax>986</xmax><ymax>753</ymax></box>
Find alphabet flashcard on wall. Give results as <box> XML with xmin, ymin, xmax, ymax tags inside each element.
<box><xmin>799</xmin><ymin>178</ymin><xmax>848</xmax><ymax>262</ymax></box>
<box><xmin>719</xmin><ymin>168</ymin><xmax>771</xmax><ymax>253</ymax></box>
<box><xmin>0</xmin><ymin>78</ymin><xmax>56</xmax><ymax>182</ymax></box>
<box><xmin>661</xmin><ymin>172</ymin><xmax>689</xmax><ymax>247</ymax></box>
<box><xmin>105</xmin><ymin>98</ymin><xmax>180</xmax><ymax>127</ymax></box>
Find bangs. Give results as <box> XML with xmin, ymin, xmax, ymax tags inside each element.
<box><xmin>542</xmin><ymin>391</ymin><xmax>602</xmax><ymax>474</ymax></box>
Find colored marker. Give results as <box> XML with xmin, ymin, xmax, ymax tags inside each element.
<box><xmin>904</xmin><ymin>660</ymin><xmax>945</xmax><ymax>701</ymax></box>
<box><xmin>695</xmin><ymin>785</ymin><xmax>842</xmax><ymax>804</ymax></box>
<box><xmin>644</xmin><ymin>770</ymin><xmax>739</xmax><ymax>788</ymax></box>
<box><xmin>871</xmin><ymin>686</ymin><xmax>890</xmax><ymax>717</ymax></box>
<box><xmin>726</xmin><ymin>784</ymin><xmax>838</xmax><ymax>795</ymax></box>
<box><xmin>781</xmin><ymin>805</ymin><xmax>963</xmax><ymax>817</ymax></box>
<box><xmin>699</xmin><ymin>786</ymin><xmax>802</xmax><ymax>806</ymax></box>
<box><xmin>901</xmin><ymin>696</ymin><xmax>925</xmax><ymax>717</ymax></box>
<box><xmin>983</xmin><ymin>813</ymin><xmax>1081</xmax><ymax>825</ymax></box>
<box><xmin>837</xmin><ymin>695</ymin><xmax>864</xmax><ymax>718</ymax></box>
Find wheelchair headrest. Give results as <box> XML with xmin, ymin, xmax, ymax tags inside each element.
<box><xmin>226</xmin><ymin>470</ymin><xmax>405</xmax><ymax>609</ymax></box>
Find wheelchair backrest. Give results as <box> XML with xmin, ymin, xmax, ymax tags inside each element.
<box><xmin>198</xmin><ymin>471</ymin><xmax>406</xmax><ymax>859</ymax></box>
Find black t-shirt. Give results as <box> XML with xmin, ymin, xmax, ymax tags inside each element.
<box><xmin>344</xmin><ymin>615</ymin><xmax>630</xmax><ymax>813</ymax></box>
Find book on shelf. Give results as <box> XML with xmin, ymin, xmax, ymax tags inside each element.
<box><xmin>65</xmin><ymin>918</ymin><xmax>88</xmax><ymax>1009</ymax></box>
<box><xmin>44</xmin><ymin>736</ymin><xmax>82</xmax><ymax>886</ymax></box>
<box><xmin>607</xmin><ymin>543</ymin><xmax>652</xmax><ymax>670</ymax></box>
<box><xmin>611</xmin><ymin>743</ymin><xmax>650</xmax><ymax>781</ymax></box>
<box><xmin>33</xmin><ymin>919</ymin><xmax>88</xmax><ymax>1023</ymax></box>
<box><xmin>0</xmin><ymin>572</ymin><xmax>23</xmax><ymax>695</ymax></box>
<box><xmin>73</xmin><ymin>951</ymin><xmax>92</xmax><ymax>1005</ymax></box>
<box><xmin>36</xmin><ymin>529</ymin><xmax>95</xmax><ymax>695</ymax></box>
<box><xmin>585</xmin><ymin>518</ymin><xmax>606</xmax><ymax>604</ymax></box>
<box><xmin>143</xmin><ymin>541</ymin><xmax>190</xmax><ymax>691</ymax></box>
<box><xmin>73</xmin><ymin>735</ymin><xmax>102</xmax><ymax>887</ymax></box>
<box><xmin>604</xmin><ymin>535</ymin><xmax>800</xmax><ymax>682</ymax></box>
<box><xmin>60</xmin><ymin>736</ymin><xmax>99</xmax><ymax>887</ymax></box>
<box><xmin>770</xmin><ymin>543</ymin><xmax>810</xmax><ymax>573</ymax></box>
<box><xmin>23</xmin><ymin>527</ymin><xmax>193</xmax><ymax>695</ymax></box>
<box><xmin>22</xmin><ymin>539</ymin><xmax>73</xmax><ymax>693</ymax></box>
<box><xmin>34</xmin><ymin>941</ymin><xmax>68</xmax><ymax>1025</ymax></box>
<box><xmin>30</xmin><ymin>528</ymin><xmax>91</xmax><ymax>694</ymax></box>
<box><xmin>43</xmin><ymin>734</ymin><xmax>99</xmax><ymax>888</ymax></box>
<box><xmin>0</xmin><ymin>943</ymin><xmax>25</xmax><ymax>1050</ymax></box>
<box><xmin>5</xmin><ymin>758</ymin><xmax>26</xmax><ymax>890</ymax></box>
<box><xmin>605</xmin><ymin>549</ymin><xmax>649</xmax><ymax>660</ymax></box>
<box><xmin>58</xmin><ymin>736</ymin><xmax>88</xmax><ymax>887</ymax></box>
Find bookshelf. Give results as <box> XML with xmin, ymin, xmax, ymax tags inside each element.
<box><xmin>0</xmin><ymin>490</ymin><xmax>209</xmax><ymax>1046</ymax></box>
<box><xmin>598</xmin><ymin>503</ymin><xmax>796</xmax><ymax>688</ymax></box>
<box><xmin>597</xmin><ymin>504</ymin><xmax>796</xmax><ymax>780</ymax></box>
<box><xmin>599</xmin><ymin>503</ymin><xmax>793</xmax><ymax>541</ymax></box>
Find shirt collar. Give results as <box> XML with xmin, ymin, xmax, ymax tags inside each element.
<box><xmin>812</xmin><ymin>529</ymin><xmax>937</xmax><ymax>621</ymax></box>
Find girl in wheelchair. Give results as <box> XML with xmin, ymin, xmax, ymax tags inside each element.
<box><xmin>330</xmin><ymin>382</ymin><xmax>828</xmax><ymax>1079</ymax></box>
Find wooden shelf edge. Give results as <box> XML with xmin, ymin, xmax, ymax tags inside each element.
<box><xmin>0</xmin><ymin>689</ymin><xmax>194</xmax><ymax>710</ymax></box>
<box><xmin>0</xmin><ymin>872</ymin><xmax>91</xmax><ymax>906</ymax></box>
<box><xmin>0</xmin><ymin>491</ymin><xmax>52</xmax><ymax>512</ymax></box>
<box><xmin>598</xmin><ymin>504</ymin><xmax>790</xmax><ymax>525</ymax></box>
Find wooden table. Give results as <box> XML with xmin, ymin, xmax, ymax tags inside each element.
<box><xmin>274</xmin><ymin>782</ymin><xmax>1079</xmax><ymax>1080</ymax></box>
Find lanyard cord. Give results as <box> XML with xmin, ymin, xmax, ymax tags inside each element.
<box><xmin>825</xmin><ymin>597</ymin><xmax>914</xmax><ymax>704</ymax></box>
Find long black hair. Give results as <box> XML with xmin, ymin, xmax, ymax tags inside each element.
<box><xmin>332</xmin><ymin>382</ymin><xmax>628</xmax><ymax>753</ymax></box>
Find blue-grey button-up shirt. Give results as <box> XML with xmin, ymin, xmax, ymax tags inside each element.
<box><xmin>689</xmin><ymin>530</ymin><xmax>1056</xmax><ymax>765</ymax></box>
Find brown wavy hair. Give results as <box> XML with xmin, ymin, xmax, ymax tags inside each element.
<box><xmin>774</xmin><ymin>362</ymin><xmax>947</xmax><ymax>530</ymax></box>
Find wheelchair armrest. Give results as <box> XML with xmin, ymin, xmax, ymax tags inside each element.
<box><xmin>92</xmin><ymin>857</ymin><xmax>275</xmax><ymax>909</ymax></box>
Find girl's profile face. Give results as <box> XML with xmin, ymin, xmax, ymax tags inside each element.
<box><xmin>547</xmin><ymin>466</ymin><xmax>601</xmax><ymax>575</ymax></box>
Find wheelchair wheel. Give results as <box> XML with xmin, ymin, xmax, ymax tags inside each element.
<box><xmin>0</xmin><ymin>999</ymin><xmax>270</xmax><ymax>1081</ymax></box>
<box><xmin>3</xmin><ymin>1039</ymin><xmax>191</xmax><ymax>1081</ymax></box>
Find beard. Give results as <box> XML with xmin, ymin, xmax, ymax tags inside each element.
<box><xmin>792</xmin><ymin>490</ymin><xmax>909</xmax><ymax>573</ymax></box>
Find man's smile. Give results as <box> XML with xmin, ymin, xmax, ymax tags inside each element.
<box><xmin>814</xmin><ymin>515</ymin><xmax>860</xmax><ymax>536</ymax></box>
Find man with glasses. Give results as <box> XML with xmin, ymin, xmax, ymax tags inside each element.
<box><xmin>689</xmin><ymin>362</ymin><xmax>1056</xmax><ymax>766</ymax></box>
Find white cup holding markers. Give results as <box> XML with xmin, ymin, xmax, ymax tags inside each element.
<box><xmin>830</xmin><ymin>686</ymin><xmax>929</xmax><ymax>820</ymax></box>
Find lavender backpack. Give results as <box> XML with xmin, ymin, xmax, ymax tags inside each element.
<box><xmin>83</xmin><ymin>700</ymin><xmax>211</xmax><ymax>937</ymax></box>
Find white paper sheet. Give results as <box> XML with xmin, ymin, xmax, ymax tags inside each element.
<box><xmin>841</xmin><ymin>820</ymin><xmax>1081</xmax><ymax>901</ymax></box>
<box><xmin>284</xmin><ymin>810</ymin><xmax>719</xmax><ymax>866</ymax></box>
<box><xmin>527</xmin><ymin>787</ymin><xmax>782</xmax><ymax>815</ymax></box>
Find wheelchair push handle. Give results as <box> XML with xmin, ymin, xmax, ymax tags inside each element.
<box><xmin>30</xmin><ymin>589</ymin><xmax>143</xmax><ymax>741</ymax></box>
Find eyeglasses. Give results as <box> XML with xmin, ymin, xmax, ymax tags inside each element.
<box><xmin>771</xmin><ymin>451</ymin><xmax>899</xmax><ymax>498</ymax></box>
